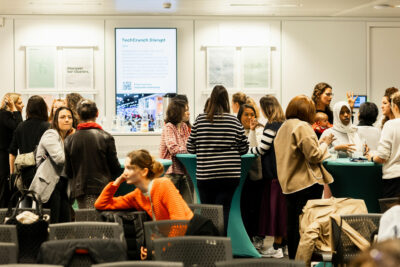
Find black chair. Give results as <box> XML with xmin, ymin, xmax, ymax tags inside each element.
<box><xmin>92</xmin><ymin>261</ymin><xmax>184</xmax><ymax>267</ymax></box>
<box><xmin>38</xmin><ymin>238</ymin><xmax>127</xmax><ymax>267</ymax></box>
<box><xmin>215</xmin><ymin>258</ymin><xmax>305</xmax><ymax>266</ymax></box>
<box><xmin>0</xmin><ymin>265</ymin><xmax>63</xmax><ymax>266</ymax></box>
<box><xmin>188</xmin><ymin>204</ymin><xmax>224</xmax><ymax>236</ymax></box>
<box><xmin>143</xmin><ymin>220</ymin><xmax>190</xmax><ymax>259</ymax></box>
<box><xmin>378</xmin><ymin>197</ymin><xmax>399</xmax><ymax>213</ymax></box>
<box><xmin>74</xmin><ymin>209</ymin><xmax>102</xmax><ymax>222</ymax></box>
<box><xmin>0</xmin><ymin>242</ymin><xmax>18</xmax><ymax>264</ymax></box>
<box><xmin>154</xmin><ymin>236</ymin><xmax>232</xmax><ymax>266</ymax></box>
<box><xmin>331</xmin><ymin>214</ymin><xmax>381</xmax><ymax>266</ymax></box>
<box><xmin>48</xmin><ymin>222</ymin><xmax>124</xmax><ymax>241</ymax></box>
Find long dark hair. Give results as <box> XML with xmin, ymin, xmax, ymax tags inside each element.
<box><xmin>165</xmin><ymin>99</ymin><xmax>186</xmax><ymax>125</ymax></box>
<box><xmin>205</xmin><ymin>85</ymin><xmax>230</xmax><ymax>122</ymax></box>
<box><xmin>26</xmin><ymin>95</ymin><xmax>48</xmax><ymax>121</ymax></box>
<box><xmin>51</xmin><ymin>107</ymin><xmax>76</xmax><ymax>137</ymax></box>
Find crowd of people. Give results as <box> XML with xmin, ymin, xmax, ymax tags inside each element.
<box><xmin>0</xmin><ymin>82</ymin><xmax>400</xmax><ymax>264</ymax></box>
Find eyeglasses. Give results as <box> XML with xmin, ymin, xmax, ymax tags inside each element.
<box><xmin>324</xmin><ymin>93</ymin><xmax>334</xmax><ymax>97</ymax></box>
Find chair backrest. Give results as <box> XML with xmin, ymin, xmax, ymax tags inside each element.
<box><xmin>378</xmin><ymin>197</ymin><xmax>399</xmax><ymax>213</ymax></box>
<box><xmin>0</xmin><ymin>225</ymin><xmax>18</xmax><ymax>244</ymax></box>
<box><xmin>48</xmin><ymin>222</ymin><xmax>124</xmax><ymax>241</ymax></box>
<box><xmin>215</xmin><ymin>258</ymin><xmax>306</xmax><ymax>267</ymax></box>
<box><xmin>144</xmin><ymin>220</ymin><xmax>190</xmax><ymax>258</ymax></box>
<box><xmin>0</xmin><ymin>208</ymin><xmax>50</xmax><ymax>224</ymax></box>
<box><xmin>0</xmin><ymin>242</ymin><xmax>18</xmax><ymax>264</ymax></box>
<box><xmin>74</xmin><ymin>209</ymin><xmax>102</xmax><ymax>222</ymax></box>
<box><xmin>331</xmin><ymin>214</ymin><xmax>381</xmax><ymax>265</ymax></box>
<box><xmin>38</xmin><ymin>239</ymin><xmax>127</xmax><ymax>267</ymax></box>
<box><xmin>188</xmin><ymin>204</ymin><xmax>224</xmax><ymax>236</ymax></box>
<box><xmin>154</xmin><ymin>236</ymin><xmax>233</xmax><ymax>267</ymax></box>
<box><xmin>92</xmin><ymin>261</ymin><xmax>184</xmax><ymax>267</ymax></box>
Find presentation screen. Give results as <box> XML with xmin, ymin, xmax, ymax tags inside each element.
<box><xmin>114</xmin><ymin>28</ymin><xmax>177</xmax><ymax>132</ymax></box>
<box><xmin>354</xmin><ymin>95</ymin><xmax>367</xmax><ymax>108</ymax></box>
<box><xmin>115</xmin><ymin>28</ymin><xmax>177</xmax><ymax>95</ymax></box>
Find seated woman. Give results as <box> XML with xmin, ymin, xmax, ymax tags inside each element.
<box><xmin>95</xmin><ymin>149</ymin><xmax>193</xmax><ymax>221</ymax></box>
<box><xmin>357</xmin><ymin>102</ymin><xmax>380</xmax><ymax>152</ymax></box>
<box><xmin>320</xmin><ymin>101</ymin><xmax>364</xmax><ymax>158</ymax></box>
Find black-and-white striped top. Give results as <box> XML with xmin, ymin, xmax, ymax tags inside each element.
<box><xmin>186</xmin><ymin>113</ymin><xmax>249</xmax><ymax>180</ymax></box>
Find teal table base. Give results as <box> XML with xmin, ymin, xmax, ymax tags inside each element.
<box><xmin>176</xmin><ymin>154</ymin><xmax>201</xmax><ymax>204</ymax></box>
<box><xmin>323</xmin><ymin>159</ymin><xmax>383</xmax><ymax>213</ymax></box>
<box><xmin>177</xmin><ymin>153</ymin><xmax>261</xmax><ymax>258</ymax></box>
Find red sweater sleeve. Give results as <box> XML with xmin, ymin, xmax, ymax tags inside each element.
<box><xmin>94</xmin><ymin>182</ymin><xmax>141</xmax><ymax>211</ymax></box>
<box><xmin>157</xmin><ymin>179</ymin><xmax>193</xmax><ymax>220</ymax></box>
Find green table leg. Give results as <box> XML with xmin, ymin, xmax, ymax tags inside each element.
<box><xmin>227</xmin><ymin>155</ymin><xmax>261</xmax><ymax>258</ymax></box>
<box><xmin>177</xmin><ymin>153</ymin><xmax>260</xmax><ymax>257</ymax></box>
<box><xmin>177</xmin><ymin>154</ymin><xmax>201</xmax><ymax>204</ymax></box>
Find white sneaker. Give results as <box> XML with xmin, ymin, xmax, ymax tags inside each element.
<box><xmin>260</xmin><ymin>246</ymin><xmax>284</xmax><ymax>258</ymax></box>
<box><xmin>252</xmin><ymin>236</ymin><xmax>264</xmax><ymax>251</ymax></box>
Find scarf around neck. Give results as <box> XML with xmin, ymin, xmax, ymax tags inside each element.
<box><xmin>77</xmin><ymin>122</ymin><xmax>103</xmax><ymax>130</ymax></box>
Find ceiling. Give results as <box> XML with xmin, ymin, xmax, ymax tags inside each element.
<box><xmin>1</xmin><ymin>0</ymin><xmax>400</xmax><ymax>17</ymax></box>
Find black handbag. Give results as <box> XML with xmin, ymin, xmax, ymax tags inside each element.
<box><xmin>5</xmin><ymin>190</ymin><xmax>49</xmax><ymax>263</ymax></box>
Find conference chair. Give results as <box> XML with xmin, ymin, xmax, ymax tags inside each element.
<box><xmin>48</xmin><ymin>222</ymin><xmax>124</xmax><ymax>242</ymax></box>
<box><xmin>215</xmin><ymin>258</ymin><xmax>305</xmax><ymax>267</ymax></box>
<box><xmin>188</xmin><ymin>204</ymin><xmax>224</xmax><ymax>236</ymax></box>
<box><xmin>154</xmin><ymin>236</ymin><xmax>232</xmax><ymax>267</ymax></box>
<box><xmin>331</xmin><ymin>214</ymin><xmax>381</xmax><ymax>266</ymax></box>
<box><xmin>0</xmin><ymin>242</ymin><xmax>18</xmax><ymax>264</ymax></box>
<box><xmin>74</xmin><ymin>209</ymin><xmax>102</xmax><ymax>222</ymax></box>
<box><xmin>92</xmin><ymin>261</ymin><xmax>184</xmax><ymax>267</ymax></box>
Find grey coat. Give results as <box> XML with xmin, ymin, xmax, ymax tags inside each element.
<box><xmin>29</xmin><ymin>129</ymin><xmax>64</xmax><ymax>203</ymax></box>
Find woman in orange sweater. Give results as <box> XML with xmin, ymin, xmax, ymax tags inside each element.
<box><xmin>95</xmin><ymin>149</ymin><xmax>193</xmax><ymax>221</ymax></box>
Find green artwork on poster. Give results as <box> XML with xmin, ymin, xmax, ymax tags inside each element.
<box><xmin>27</xmin><ymin>47</ymin><xmax>56</xmax><ymax>89</ymax></box>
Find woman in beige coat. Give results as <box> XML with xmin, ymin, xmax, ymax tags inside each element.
<box><xmin>274</xmin><ymin>95</ymin><xmax>334</xmax><ymax>259</ymax></box>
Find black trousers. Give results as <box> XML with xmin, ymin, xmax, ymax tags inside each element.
<box><xmin>285</xmin><ymin>183</ymin><xmax>323</xmax><ymax>259</ymax></box>
<box><xmin>43</xmin><ymin>178</ymin><xmax>71</xmax><ymax>223</ymax></box>
<box><xmin>197</xmin><ymin>178</ymin><xmax>239</xmax><ymax>236</ymax></box>
<box><xmin>382</xmin><ymin>177</ymin><xmax>400</xmax><ymax>198</ymax></box>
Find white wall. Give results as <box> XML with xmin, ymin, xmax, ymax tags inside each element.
<box><xmin>282</xmin><ymin>20</ymin><xmax>367</xmax><ymax>109</ymax></box>
<box><xmin>0</xmin><ymin>18</ymin><xmax>14</xmax><ymax>92</ymax></box>
<box><xmin>1</xmin><ymin>15</ymin><xmax>400</xmax><ymax>154</ymax></box>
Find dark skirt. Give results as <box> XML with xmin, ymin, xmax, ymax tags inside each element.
<box><xmin>258</xmin><ymin>178</ymin><xmax>287</xmax><ymax>237</ymax></box>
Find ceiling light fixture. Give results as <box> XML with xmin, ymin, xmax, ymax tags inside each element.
<box><xmin>373</xmin><ymin>4</ymin><xmax>394</xmax><ymax>9</ymax></box>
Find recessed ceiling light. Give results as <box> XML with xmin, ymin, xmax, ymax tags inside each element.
<box><xmin>373</xmin><ymin>4</ymin><xmax>393</xmax><ymax>9</ymax></box>
<box><xmin>230</xmin><ymin>4</ymin><xmax>301</xmax><ymax>7</ymax></box>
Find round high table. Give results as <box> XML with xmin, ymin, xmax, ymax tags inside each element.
<box><xmin>176</xmin><ymin>153</ymin><xmax>260</xmax><ymax>258</ymax></box>
<box><xmin>115</xmin><ymin>158</ymin><xmax>172</xmax><ymax>196</ymax></box>
<box><xmin>323</xmin><ymin>158</ymin><xmax>382</xmax><ymax>213</ymax></box>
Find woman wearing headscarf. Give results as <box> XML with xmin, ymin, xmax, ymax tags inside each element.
<box><xmin>320</xmin><ymin>101</ymin><xmax>364</xmax><ymax>158</ymax></box>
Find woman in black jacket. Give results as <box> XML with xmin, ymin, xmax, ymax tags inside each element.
<box><xmin>0</xmin><ymin>93</ymin><xmax>23</xmax><ymax>207</ymax></box>
<box><xmin>9</xmin><ymin>95</ymin><xmax>50</xmax><ymax>205</ymax></box>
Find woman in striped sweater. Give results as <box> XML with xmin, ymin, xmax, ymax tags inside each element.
<box><xmin>187</xmin><ymin>85</ymin><xmax>249</xmax><ymax>235</ymax></box>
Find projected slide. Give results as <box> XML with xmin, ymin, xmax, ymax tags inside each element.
<box><xmin>115</xmin><ymin>28</ymin><xmax>177</xmax><ymax>94</ymax></box>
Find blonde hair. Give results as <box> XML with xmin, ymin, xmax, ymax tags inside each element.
<box><xmin>127</xmin><ymin>149</ymin><xmax>164</xmax><ymax>179</ymax></box>
<box><xmin>259</xmin><ymin>95</ymin><xmax>285</xmax><ymax>123</ymax></box>
<box><xmin>315</xmin><ymin>112</ymin><xmax>328</xmax><ymax>122</ymax></box>
<box><xmin>1</xmin><ymin>93</ymin><xmax>21</xmax><ymax>111</ymax></box>
<box><xmin>232</xmin><ymin>92</ymin><xmax>247</xmax><ymax>106</ymax></box>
